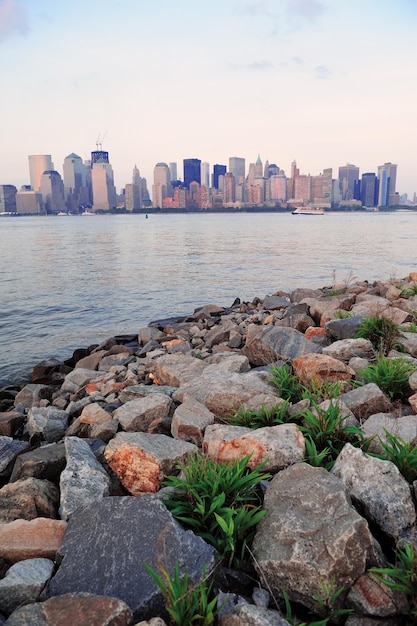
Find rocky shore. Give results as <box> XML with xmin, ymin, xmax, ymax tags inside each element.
<box><xmin>1</xmin><ymin>273</ymin><xmax>417</xmax><ymax>625</ymax></box>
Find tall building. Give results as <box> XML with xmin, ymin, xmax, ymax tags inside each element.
<box><xmin>28</xmin><ymin>155</ymin><xmax>54</xmax><ymax>192</ymax></box>
<box><xmin>361</xmin><ymin>173</ymin><xmax>378</xmax><ymax>207</ymax></box>
<box><xmin>126</xmin><ymin>164</ymin><xmax>142</xmax><ymax>211</ymax></box>
<box><xmin>213</xmin><ymin>164</ymin><xmax>226</xmax><ymax>190</ymax></box>
<box><xmin>0</xmin><ymin>185</ymin><xmax>17</xmax><ymax>213</ymax></box>
<box><xmin>288</xmin><ymin>160</ymin><xmax>299</xmax><ymax>200</ymax></box>
<box><xmin>229</xmin><ymin>157</ymin><xmax>245</xmax><ymax>183</ymax></box>
<box><xmin>152</xmin><ymin>162</ymin><xmax>171</xmax><ymax>208</ymax></box>
<box><xmin>183</xmin><ymin>158</ymin><xmax>201</xmax><ymax>189</ymax></box>
<box><xmin>201</xmin><ymin>162</ymin><xmax>210</xmax><ymax>188</ymax></box>
<box><xmin>377</xmin><ymin>162</ymin><xmax>397</xmax><ymax>206</ymax></box>
<box><xmin>16</xmin><ymin>186</ymin><xmax>44</xmax><ymax>214</ymax></box>
<box><xmin>254</xmin><ymin>154</ymin><xmax>263</xmax><ymax>178</ymax></box>
<box><xmin>269</xmin><ymin>174</ymin><xmax>287</xmax><ymax>202</ymax></box>
<box><xmin>63</xmin><ymin>153</ymin><xmax>88</xmax><ymax>211</ymax></box>
<box><xmin>169</xmin><ymin>162</ymin><xmax>177</xmax><ymax>182</ymax></box>
<box><xmin>294</xmin><ymin>175</ymin><xmax>312</xmax><ymax>204</ymax></box>
<box><xmin>91</xmin><ymin>150</ymin><xmax>117</xmax><ymax>212</ymax></box>
<box><xmin>223</xmin><ymin>172</ymin><xmax>235</xmax><ymax>204</ymax></box>
<box><xmin>40</xmin><ymin>170</ymin><xmax>66</xmax><ymax>213</ymax></box>
<box><xmin>338</xmin><ymin>164</ymin><xmax>359</xmax><ymax>201</ymax></box>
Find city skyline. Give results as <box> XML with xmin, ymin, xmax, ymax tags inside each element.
<box><xmin>0</xmin><ymin>0</ymin><xmax>416</xmax><ymax>196</ymax></box>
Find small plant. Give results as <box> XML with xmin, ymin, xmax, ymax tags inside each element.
<box><xmin>225</xmin><ymin>401</ymin><xmax>291</xmax><ymax>429</ymax></box>
<box><xmin>268</xmin><ymin>364</ymin><xmax>304</xmax><ymax>402</ymax></box>
<box><xmin>334</xmin><ymin>310</ymin><xmax>352</xmax><ymax>319</ymax></box>
<box><xmin>401</xmin><ymin>285</ymin><xmax>417</xmax><ymax>298</ymax></box>
<box><xmin>281</xmin><ymin>579</ymin><xmax>351</xmax><ymax>626</ymax></box>
<box><xmin>355</xmin><ymin>314</ymin><xmax>402</xmax><ymax>355</ymax></box>
<box><xmin>370</xmin><ymin>540</ymin><xmax>417</xmax><ymax>617</ymax></box>
<box><xmin>163</xmin><ymin>454</ymin><xmax>270</xmax><ymax>565</ymax></box>
<box><xmin>300</xmin><ymin>401</ymin><xmax>367</xmax><ymax>470</ymax></box>
<box><xmin>144</xmin><ymin>562</ymin><xmax>218</xmax><ymax>626</ymax></box>
<box><xmin>374</xmin><ymin>430</ymin><xmax>417</xmax><ymax>483</ymax></box>
<box><xmin>301</xmin><ymin>380</ymin><xmax>343</xmax><ymax>403</ymax></box>
<box><xmin>360</xmin><ymin>356</ymin><xmax>415</xmax><ymax>400</ymax></box>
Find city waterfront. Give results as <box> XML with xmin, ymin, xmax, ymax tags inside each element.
<box><xmin>0</xmin><ymin>211</ymin><xmax>416</xmax><ymax>386</ymax></box>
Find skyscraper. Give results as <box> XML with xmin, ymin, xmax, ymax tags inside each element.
<box><xmin>91</xmin><ymin>149</ymin><xmax>117</xmax><ymax>212</ymax></box>
<box><xmin>63</xmin><ymin>153</ymin><xmax>88</xmax><ymax>211</ymax></box>
<box><xmin>338</xmin><ymin>164</ymin><xmax>359</xmax><ymax>201</ymax></box>
<box><xmin>229</xmin><ymin>157</ymin><xmax>245</xmax><ymax>183</ymax></box>
<box><xmin>201</xmin><ymin>162</ymin><xmax>210</xmax><ymax>189</ymax></box>
<box><xmin>255</xmin><ymin>155</ymin><xmax>263</xmax><ymax>178</ymax></box>
<box><xmin>183</xmin><ymin>158</ymin><xmax>201</xmax><ymax>189</ymax></box>
<box><xmin>152</xmin><ymin>162</ymin><xmax>171</xmax><ymax>207</ymax></box>
<box><xmin>0</xmin><ymin>185</ymin><xmax>17</xmax><ymax>213</ymax></box>
<box><xmin>361</xmin><ymin>173</ymin><xmax>378</xmax><ymax>207</ymax></box>
<box><xmin>213</xmin><ymin>164</ymin><xmax>226</xmax><ymax>190</ymax></box>
<box><xmin>377</xmin><ymin>162</ymin><xmax>397</xmax><ymax>206</ymax></box>
<box><xmin>169</xmin><ymin>162</ymin><xmax>177</xmax><ymax>182</ymax></box>
<box><xmin>28</xmin><ymin>155</ymin><xmax>54</xmax><ymax>192</ymax></box>
<box><xmin>40</xmin><ymin>170</ymin><xmax>66</xmax><ymax>213</ymax></box>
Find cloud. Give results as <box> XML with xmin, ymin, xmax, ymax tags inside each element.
<box><xmin>314</xmin><ymin>65</ymin><xmax>330</xmax><ymax>79</ymax></box>
<box><xmin>230</xmin><ymin>60</ymin><xmax>273</xmax><ymax>71</ymax></box>
<box><xmin>286</xmin><ymin>0</ymin><xmax>325</xmax><ymax>22</ymax></box>
<box><xmin>0</xmin><ymin>0</ymin><xmax>29</xmax><ymax>42</ymax></box>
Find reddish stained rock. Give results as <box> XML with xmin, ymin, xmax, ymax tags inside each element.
<box><xmin>6</xmin><ymin>592</ymin><xmax>133</xmax><ymax>625</ymax></box>
<box><xmin>79</xmin><ymin>403</ymin><xmax>112</xmax><ymax>424</ymax></box>
<box><xmin>304</xmin><ymin>327</ymin><xmax>326</xmax><ymax>340</ymax></box>
<box><xmin>0</xmin><ymin>518</ymin><xmax>67</xmax><ymax>563</ymax></box>
<box><xmin>104</xmin><ymin>443</ymin><xmax>161</xmax><ymax>496</ymax></box>
<box><xmin>347</xmin><ymin>572</ymin><xmax>408</xmax><ymax>616</ymax></box>
<box><xmin>292</xmin><ymin>353</ymin><xmax>355</xmax><ymax>387</ymax></box>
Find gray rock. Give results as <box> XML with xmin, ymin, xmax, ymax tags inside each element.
<box><xmin>27</xmin><ymin>407</ymin><xmax>68</xmax><ymax>443</ymax></box>
<box><xmin>219</xmin><ymin>602</ymin><xmax>289</xmax><ymax>625</ymax></box>
<box><xmin>252</xmin><ymin>463</ymin><xmax>377</xmax><ymax>614</ymax></box>
<box><xmin>171</xmin><ymin>399</ymin><xmax>215</xmax><ymax>445</ymax></box>
<box><xmin>41</xmin><ymin>495</ymin><xmax>216</xmax><ymax>622</ymax></box>
<box><xmin>204</xmin><ymin>320</ymin><xmax>236</xmax><ymax>350</ymax></box>
<box><xmin>362</xmin><ymin>413</ymin><xmax>417</xmax><ymax>454</ymax></box>
<box><xmin>262</xmin><ymin>295</ymin><xmax>291</xmax><ymax>311</ymax></box>
<box><xmin>114</xmin><ymin>395</ymin><xmax>172</xmax><ymax>432</ymax></box>
<box><xmin>0</xmin><ymin>477</ymin><xmax>59</xmax><ymax>523</ymax></box>
<box><xmin>399</xmin><ymin>332</ymin><xmax>417</xmax><ymax>358</ymax></box>
<box><xmin>322</xmin><ymin>338</ymin><xmax>375</xmax><ymax>362</ymax></box>
<box><xmin>340</xmin><ymin>383</ymin><xmax>392</xmax><ymax>420</ymax></box>
<box><xmin>60</xmin><ymin>437</ymin><xmax>110</xmax><ymax>520</ymax></box>
<box><xmin>0</xmin><ymin>558</ymin><xmax>54</xmax><ymax>615</ymax></box>
<box><xmin>325</xmin><ymin>316</ymin><xmax>364</xmax><ymax>341</ymax></box>
<box><xmin>9</xmin><ymin>443</ymin><xmax>66</xmax><ymax>484</ymax></box>
<box><xmin>118</xmin><ymin>385</ymin><xmax>177</xmax><ymax>403</ymax></box>
<box><xmin>332</xmin><ymin>444</ymin><xmax>415</xmax><ymax>540</ymax></box>
<box><xmin>242</xmin><ymin>326</ymin><xmax>321</xmax><ymax>366</ymax></box>
<box><xmin>60</xmin><ymin>368</ymin><xmax>103</xmax><ymax>393</ymax></box>
<box><xmin>0</xmin><ymin>437</ymin><xmax>29</xmax><ymax>476</ymax></box>
<box><xmin>13</xmin><ymin>385</ymin><xmax>51</xmax><ymax>411</ymax></box>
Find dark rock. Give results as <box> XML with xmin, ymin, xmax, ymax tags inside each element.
<box><xmin>9</xmin><ymin>443</ymin><xmax>66</xmax><ymax>484</ymax></box>
<box><xmin>325</xmin><ymin>316</ymin><xmax>364</xmax><ymax>341</ymax></box>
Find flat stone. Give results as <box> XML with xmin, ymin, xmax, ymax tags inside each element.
<box><xmin>60</xmin><ymin>368</ymin><xmax>103</xmax><ymax>394</ymax></box>
<box><xmin>242</xmin><ymin>326</ymin><xmax>321</xmax><ymax>366</ymax></box>
<box><xmin>114</xmin><ymin>395</ymin><xmax>172</xmax><ymax>433</ymax></box>
<box><xmin>0</xmin><ymin>518</ymin><xmax>67</xmax><ymax>563</ymax></box>
<box><xmin>340</xmin><ymin>383</ymin><xmax>392</xmax><ymax>420</ymax></box>
<box><xmin>0</xmin><ymin>558</ymin><xmax>54</xmax><ymax>616</ymax></box>
<box><xmin>0</xmin><ymin>437</ymin><xmax>30</xmax><ymax>476</ymax></box>
<box><xmin>9</xmin><ymin>443</ymin><xmax>66</xmax><ymax>484</ymax></box>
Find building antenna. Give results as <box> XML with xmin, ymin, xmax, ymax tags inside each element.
<box><xmin>96</xmin><ymin>130</ymin><xmax>108</xmax><ymax>151</ymax></box>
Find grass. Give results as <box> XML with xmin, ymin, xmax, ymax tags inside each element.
<box><xmin>373</xmin><ymin>429</ymin><xmax>417</xmax><ymax>483</ymax></box>
<box><xmin>163</xmin><ymin>454</ymin><xmax>270</xmax><ymax>566</ymax></box>
<box><xmin>401</xmin><ymin>285</ymin><xmax>417</xmax><ymax>298</ymax></box>
<box><xmin>225</xmin><ymin>401</ymin><xmax>292</xmax><ymax>429</ymax></box>
<box><xmin>268</xmin><ymin>363</ymin><xmax>304</xmax><ymax>403</ymax></box>
<box><xmin>360</xmin><ymin>356</ymin><xmax>415</xmax><ymax>400</ymax></box>
<box><xmin>355</xmin><ymin>314</ymin><xmax>402</xmax><ymax>355</ymax></box>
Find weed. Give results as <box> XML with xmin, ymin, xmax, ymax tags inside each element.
<box><xmin>355</xmin><ymin>314</ymin><xmax>402</xmax><ymax>355</ymax></box>
<box><xmin>370</xmin><ymin>540</ymin><xmax>417</xmax><ymax>617</ymax></box>
<box><xmin>334</xmin><ymin>310</ymin><xmax>352</xmax><ymax>319</ymax></box>
<box><xmin>163</xmin><ymin>454</ymin><xmax>270</xmax><ymax>565</ymax></box>
<box><xmin>360</xmin><ymin>356</ymin><xmax>415</xmax><ymax>400</ymax></box>
<box><xmin>225</xmin><ymin>401</ymin><xmax>291</xmax><ymax>429</ymax></box>
<box><xmin>281</xmin><ymin>579</ymin><xmax>351</xmax><ymax>626</ymax></box>
<box><xmin>373</xmin><ymin>429</ymin><xmax>417</xmax><ymax>483</ymax></box>
<box><xmin>268</xmin><ymin>363</ymin><xmax>304</xmax><ymax>402</ymax></box>
<box><xmin>301</xmin><ymin>380</ymin><xmax>343</xmax><ymax>403</ymax></box>
<box><xmin>299</xmin><ymin>401</ymin><xmax>366</xmax><ymax>470</ymax></box>
<box><xmin>144</xmin><ymin>562</ymin><xmax>218</xmax><ymax>625</ymax></box>
<box><xmin>401</xmin><ymin>285</ymin><xmax>417</xmax><ymax>298</ymax></box>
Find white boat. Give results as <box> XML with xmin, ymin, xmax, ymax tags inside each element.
<box><xmin>292</xmin><ymin>206</ymin><xmax>325</xmax><ymax>215</ymax></box>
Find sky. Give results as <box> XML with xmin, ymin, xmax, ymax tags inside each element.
<box><xmin>0</xmin><ymin>0</ymin><xmax>416</xmax><ymax>197</ymax></box>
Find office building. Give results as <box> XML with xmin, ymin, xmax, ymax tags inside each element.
<box><xmin>201</xmin><ymin>162</ymin><xmax>210</xmax><ymax>188</ymax></box>
<box><xmin>126</xmin><ymin>165</ymin><xmax>142</xmax><ymax>210</ymax></box>
<box><xmin>269</xmin><ymin>174</ymin><xmax>287</xmax><ymax>202</ymax></box>
<box><xmin>338</xmin><ymin>164</ymin><xmax>359</xmax><ymax>201</ymax></box>
<box><xmin>377</xmin><ymin>162</ymin><xmax>397</xmax><ymax>206</ymax></box>
<box><xmin>169</xmin><ymin>162</ymin><xmax>177</xmax><ymax>182</ymax></box>
<box><xmin>16</xmin><ymin>186</ymin><xmax>44</xmax><ymax>214</ymax></box>
<box><xmin>152</xmin><ymin>162</ymin><xmax>171</xmax><ymax>208</ymax></box>
<box><xmin>63</xmin><ymin>153</ymin><xmax>88</xmax><ymax>211</ymax></box>
<box><xmin>254</xmin><ymin>154</ymin><xmax>263</xmax><ymax>178</ymax></box>
<box><xmin>213</xmin><ymin>164</ymin><xmax>226</xmax><ymax>190</ymax></box>
<box><xmin>361</xmin><ymin>173</ymin><xmax>378</xmax><ymax>207</ymax></box>
<box><xmin>40</xmin><ymin>170</ymin><xmax>66</xmax><ymax>213</ymax></box>
<box><xmin>229</xmin><ymin>157</ymin><xmax>245</xmax><ymax>183</ymax></box>
<box><xmin>183</xmin><ymin>158</ymin><xmax>201</xmax><ymax>189</ymax></box>
<box><xmin>28</xmin><ymin>155</ymin><xmax>54</xmax><ymax>192</ymax></box>
<box><xmin>223</xmin><ymin>172</ymin><xmax>235</xmax><ymax>204</ymax></box>
<box><xmin>0</xmin><ymin>185</ymin><xmax>17</xmax><ymax>213</ymax></box>
<box><xmin>91</xmin><ymin>151</ymin><xmax>117</xmax><ymax>211</ymax></box>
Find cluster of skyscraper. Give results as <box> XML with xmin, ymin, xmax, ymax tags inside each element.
<box><xmin>0</xmin><ymin>147</ymin><xmax>409</xmax><ymax>215</ymax></box>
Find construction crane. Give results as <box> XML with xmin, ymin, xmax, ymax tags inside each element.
<box><xmin>95</xmin><ymin>130</ymin><xmax>108</xmax><ymax>151</ymax></box>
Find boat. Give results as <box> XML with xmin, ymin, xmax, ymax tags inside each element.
<box><xmin>0</xmin><ymin>212</ymin><xmax>19</xmax><ymax>217</ymax></box>
<box><xmin>292</xmin><ymin>206</ymin><xmax>325</xmax><ymax>215</ymax></box>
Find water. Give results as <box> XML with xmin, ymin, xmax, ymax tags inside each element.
<box><xmin>1</xmin><ymin>211</ymin><xmax>416</xmax><ymax>386</ymax></box>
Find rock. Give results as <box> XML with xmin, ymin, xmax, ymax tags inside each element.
<box><xmin>204</xmin><ymin>320</ymin><xmax>236</xmax><ymax>349</ymax></box>
<box><xmin>13</xmin><ymin>385</ymin><xmax>51</xmax><ymax>411</ymax></box>
<box><xmin>151</xmin><ymin>354</ymin><xmax>208</xmax><ymax>387</ymax></box>
<box><xmin>242</xmin><ymin>326</ymin><xmax>321</xmax><ymax>366</ymax></box>
<box><xmin>42</xmin><ymin>495</ymin><xmax>216</xmax><ymax>622</ymax></box>
<box><xmin>89</xmin><ymin>420</ymin><xmax>119</xmax><ymax>442</ymax></box>
<box><xmin>104</xmin><ymin>432</ymin><xmax>197</xmax><ymax>496</ymax></box>
<box><xmin>60</xmin><ymin>368</ymin><xmax>103</xmax><ymax>394</ymax></box>
<box><xmin>74</xmin><ymin>350</ymin><xmax>108</xmax><ymax>370</ymax></box>
<box><xmin>399</xmin><ymin>332</ymin><xmax>417</xmax><ymax>358</ymax></box>
<box><xmin>332</xmin><ymin>444</ymin><xmax>415</xmax><ymax>540</ymax></box>
<box><xmin>171</xmin><ymin>399</ymin><xmax>215</xmax><ymax>445</ymax></box>
<box><xmin>252</xmin><ymin>463</ymin><xmax>378</xmax><ymax>614</ymax></box>
<box><xmin>362</xmin><ymin>413</ymin><xmax>417</xmax><ymax>454</ymax></box>
<box><xmin>218</xmin><ymin>602</ymin><xmax>287</xmax><ymax>625</ymax></box>
<box><xmin>27</xmin><ymin>407</ymin><xmax>68</xmax><ymax>443</ymax></box>
<box><xmin>346</xmin><ymin>572</ymin><xmax>408</xmax><ymax>617</ymax></box>
<box><xmin>203</xmin><ymin>423</ymin><xmax>305</xmax><ymax>473</ymax></box>
<box><xmin>0</xmin><ymin>478</ymin><xmax>59</xmax><ymax>523</ymax></box>
<box><xmin>9</xmin><ymin>443</ymin><xmax>66</xmax><ymax>484</ymax></box>
<box><xmin>114</xmin><ymin>395</ymin><xmax>172</xmax><ymax>433</ymax></box>
<box><xmin>0</xmin><ymin>412</ymin><xmax>24</xmax><ymax>438</ymax></box>
<box><xmin>0</xmin><ymin>518</ymin><xmax>67</xmax><ymax>563</ymax></box>
<box><xmin>60</xmin><ymin>437</ymin><xmax>110</xmax><ymax>520</ymax></box>
<box><xmin>6</xmin><ymin>592</ymin><xmax>133</xmax><ymax>625</ymax></box>
<box><xmin>0</xmin><ymin>437</ymin><xmax>30</xmax><ymax>477</ymax></box>
<box><xmin>0</xmin><ymin>558</ymin><xmax>54</xmax><ymax>616</ymax></box>
<box><xmin>322</xmin><ymin>338</ymin><xmax>375</xmax><ymax>362</ymax></box>
<box><xmin>30</xmin><ymin>359</ymin><xmax>71</xmax><ymax>385</ymax></box>
<box><xmin>340</xmin><ymin>384</ymin><xmax>392</xmax><ymax>420</ymax></box>
<box><xmin>262</xmin><ymin>295</ymin><xmax>291</xmax><ymax>311</ymax></box>
<box><xmin>325</xmin><ymin>316</ymin><xmax>364</xmax><ymax>341</ymax></box>
<box><xmin>292</xmin><ymin>353</ymin><xmax>356</xmax><ymax>387</ymax></box>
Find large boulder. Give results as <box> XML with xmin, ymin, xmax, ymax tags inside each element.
<box><xmin>41</xmin><ymin>495</ymin><xmax>216</xmax><ymax>622</ymax></box>
<box><xmin>0</xmin><ymin>477</ymin><xmax>59</xmax><ymax>523</ymax></box>
<box><xmin>292</xmin><ymin>353</ymin><xmax>356</xmax><ymax>388</ymax></box>
<box><xmin>242</xmin><ymin>326</ymin><xmax>321</xmax><ymax>366</ymax></box>
<box><xmin>0</xmin><ymin>558</ymin><xmax>54</xmax><ymax>616</ymax></box>
<box><xmin>252</xmin><ymin>463</ymin><xmax>378</xmax><ymax>613</ymax></box>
